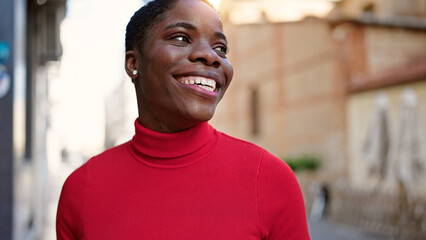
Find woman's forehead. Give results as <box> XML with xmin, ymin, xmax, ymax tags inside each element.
<box><xmin>158</xmin><ymin>0</ymin><xmax>222</xmax><ymax>29</ymax></box>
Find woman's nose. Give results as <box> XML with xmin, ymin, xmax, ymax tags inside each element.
<box><xmin>188</xmin><ymin>42</ymin><xmax>220</xmax><ymax>68</ymax></box>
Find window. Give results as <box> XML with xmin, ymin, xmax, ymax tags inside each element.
<box><xmin>250</xmin><ymin>88</ymin><xmax>260</xmax><ymax>136</ymax></box>
<box><xmin>363</xmin><ymin>3</ymin><xmax>376</xmax><ymax>14</ymax></box>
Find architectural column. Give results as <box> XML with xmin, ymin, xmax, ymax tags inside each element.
<box><xmin>0</xmin><ymin>0</ymin><xmax>16</xmax><ymax>238</ymax></box>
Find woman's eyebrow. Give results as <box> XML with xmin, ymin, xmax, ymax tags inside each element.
<box><xmin>165</xmin><ymin>22</ymin><xmax>196</xmax><ymax>31</ymax></box>
<box><xmin>215</xmin><ymin>32</ymin><xmax>227</xmax><ymax>43</ymax></box>
<box><xmin>164</xmin><ymin>22</ymin><xmax>227</xmax><ymax>43</ymax></box>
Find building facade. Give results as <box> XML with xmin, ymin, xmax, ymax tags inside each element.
<box><xmin>213</xmin><ymin>0</ymin><xmax>426</xmax><ymax>238</ymax></box>
<box><xmin>0</xmin><ymin>0</ymin><xmax>66</xmax><ymax>239</ymax></box>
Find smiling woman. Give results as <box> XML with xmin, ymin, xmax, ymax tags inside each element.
<box><xmin>56</xmin><ymin>0</ymin><xmax>311</xmax><ymax>239</ymax></box>
<box><xmin>125</xmin><ymin>0</ymin><xmax>233</xmax><ymax>132</ymax></box>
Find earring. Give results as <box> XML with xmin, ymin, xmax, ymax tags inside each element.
<box><xmin>132</xmin><ymin>70</ymin><xmax>138</xmax><ymax>75</ymax></box>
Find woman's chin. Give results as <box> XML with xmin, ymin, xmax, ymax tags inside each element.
<box><xmin>183</xmin><ymin>103</ymin><xmax>217</xmax><ymax>122</ymax></box>
<box><xmin>189</xmin><ymin>111</ymin><xmax>215</xmax><ymax>123</ymax></box>
<box><xmin>181</xmin><ymin>108</ymin><xmax>215</xmax><ymax>126</ymax></box>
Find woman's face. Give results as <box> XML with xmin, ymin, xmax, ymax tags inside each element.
<box><xmin>127</xmin><ymin>0</ymin><xmax>233</xmax><ymax>132</ymax></box>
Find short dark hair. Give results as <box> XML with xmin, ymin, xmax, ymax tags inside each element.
<box><xmin>125</xmin><ymin>0</ymin><xmax>215</xmax><ymax>52</ymax></box>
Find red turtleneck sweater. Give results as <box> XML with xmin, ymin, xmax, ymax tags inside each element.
<box><xmin>56</xmin><ymin>120</ymin><xmax>310</xmax><ymax>240</ymax></box>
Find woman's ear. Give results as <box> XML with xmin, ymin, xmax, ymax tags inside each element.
<box><xmin>125</xmin><ymin>50</ymin><xmax>139</xmax><ymax>80</ymax></box>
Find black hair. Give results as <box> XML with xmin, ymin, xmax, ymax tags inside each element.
<box><xmin>125</xmin><ymin>0</ymin><xmax>215</xmax><ymax>52</ymax></box>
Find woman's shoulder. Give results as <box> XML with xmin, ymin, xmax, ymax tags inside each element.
<box><xmin>215</xmin><ymin>130</ymin><xmax>291</xmax><ymax>171</ymax></box>
<box><xmin>216</xmin><ymin>130</ymin><xmax>265</xmax><ymax>152</ymax></box>
<box><xmin>216</xmin><ymin>130</ymin><xmax>283</xmax><ymax>158</ymax></box>
<box><xmin>63</xmin><ymin>141</ymin><xmax>132</xmax><ymax>184</ymax></box>
<box><xmin>84</xmin><ymin>141</ymin><xmax>132</xmax><ymax>168</ymax></box>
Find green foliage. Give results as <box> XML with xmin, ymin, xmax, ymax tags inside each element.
<box><xmin>281</xmin><ymin>155</ymin><xmax>320</xmax><ymax>172</ymax></box>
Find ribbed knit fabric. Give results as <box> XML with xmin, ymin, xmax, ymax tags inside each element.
<box><xmin>56</xmin><ymin>120</ymin><xmax>310</xmax><ymax>240</ymax></box>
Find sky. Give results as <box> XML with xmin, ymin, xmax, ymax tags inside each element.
<box><xmin>50</xmin><ymin>0</ymin><xmax>142</xmax><ymax>154</ymax></box>
<box><xmin>226</xmin><ymin>0</ymin><xmax>336</xmax><ymax>23</ymax></box>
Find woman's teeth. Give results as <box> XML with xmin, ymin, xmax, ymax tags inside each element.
<box><xmin>180</xmin><ymin>77</ymin><xmax>216</xmax><ymax>92</ymax></box>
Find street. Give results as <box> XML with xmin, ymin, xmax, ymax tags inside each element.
<box><xmin>308</xmin><ymin>219</ymin><xmax>391</xmax><ymax>240</ymax></box>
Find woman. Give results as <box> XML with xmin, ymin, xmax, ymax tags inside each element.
<box><xmin>56</xmin><ymin>0</ymin><xmax>310</xmax><ymax>239</ymax></box>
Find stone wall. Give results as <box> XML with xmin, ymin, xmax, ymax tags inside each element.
<box><xmin>331</xmin><ymin>184</ymin><xmax>426</xmax><ymax>239</ymax></box>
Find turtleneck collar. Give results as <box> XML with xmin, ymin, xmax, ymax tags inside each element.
<box><xmin>129</xmin><ymin>119</ymin><xmax>218</xmax><ymax>168</ymax></box>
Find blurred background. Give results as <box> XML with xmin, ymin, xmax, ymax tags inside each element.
<box><xmin>0</xmin><ymin>0</ymin><xmax>425</xmax><ymax>239</ymax></box>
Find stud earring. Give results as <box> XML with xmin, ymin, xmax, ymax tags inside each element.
<box><xmin>132</xmin><ymin>70</ymin><xmax>138</xmax><ymax>75</ymax></box>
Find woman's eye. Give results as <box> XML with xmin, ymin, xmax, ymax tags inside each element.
<box><xmin>172</xmin><ymin>35</ymin><xmax>190</xmax><ymax>43</ymax></box>
<box><xmin>213</xmin><ymin>45</ymin><xmax>228</xmax><ymax>56</ymax></box>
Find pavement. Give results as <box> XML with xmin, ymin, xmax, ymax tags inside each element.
<box><xmin>308</xmin><ymin>218</ymin><xmax>391</xmax><ymax>240</ymax></box>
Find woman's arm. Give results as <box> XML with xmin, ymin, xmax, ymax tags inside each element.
<box><xmin>56</xmin><ymin>164</ymin><xmax>87</xmax><ymax>240</ymax></box>
<box><xmin>257</xmin><ymin>151</ymin><xmax>311</xmax><ymax>240</ymax></box>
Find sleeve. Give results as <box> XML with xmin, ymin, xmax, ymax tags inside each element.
<box><xmin>257</xmin><ymin>150</ymin><xmax>311</xmax><ymax>240</ymax></box>
<box><xmin>56</xmin><ymin>164</ymin><xmax>87</xmax><ymax>240</ymax></box>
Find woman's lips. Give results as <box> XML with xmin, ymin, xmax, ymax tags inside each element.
<box><xmin>173</xmin><ymin>71</ymin><xmax>223</xmax><ymax>97</ymax></box>
<box><xmin>178</xmin><ymin>76</ymin><xmax>216</xmax><ymax>92</ymax></box>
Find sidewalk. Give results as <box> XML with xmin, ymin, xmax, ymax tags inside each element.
<box><xmin>308</xmin><ymin>219</ymin><xmax>391</xmax><ymax>240</ymax></box>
